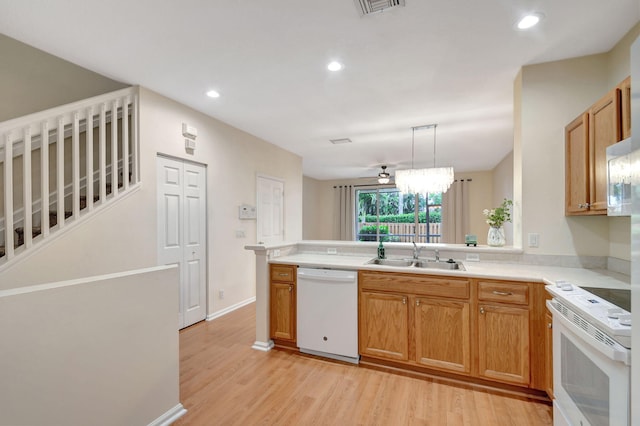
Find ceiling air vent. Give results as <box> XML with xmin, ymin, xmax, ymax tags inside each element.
<box><xmin>354</xmin><ymin>0</ymin><xmax>405</xmax><ymax>16</ymax></box>
<box><xmin>330</xmin><ymin>138</ymin><xmax>352</xmax><ymax>145</ymax></box>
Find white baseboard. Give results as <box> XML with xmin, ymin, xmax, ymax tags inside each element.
<box><xmin>148</xmin><ymin>403</ymin><xmax>187</xmax><ymax>426</ymax></box>
<box><xmin>206</xmin><ymin>296</ymin><xmax>256</xmax><ymax>321</ymax></box>
<box><xmin>252</xmin><ymin>340</ymin><xmax>275</xmax><ymax>352</ymax></box>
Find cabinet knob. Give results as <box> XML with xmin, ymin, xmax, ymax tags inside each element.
<box><xmin>548</xmin><ymin>323</ymin><xmax>552</xmax><ymax>329</ymax></box>
<box><xmin>416</xmin><ymin>299</ymin><xmax>421</xmax><ymax>306</ymax></box>
<box><xmin>402</xmin><ymin>297</ymin><xmax>407</xmax><ymax>305</ymax></box>
<box><xmin>289</xmin><ymin>285</ymin><xmax>292</xmax><ymax>292</ymax></box>
<box><xmin>480</xmin><ymin>307</ymin><xmax>485</xmax><ymax>314</ymax></box>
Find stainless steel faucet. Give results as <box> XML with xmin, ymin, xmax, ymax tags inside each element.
<box><xmin>434</xmin><ymin>249</ymin><xmax>440</xmax><ymax>262</ymax></box>
<box><xmin>412</xmin><ymin>242</ymin><xmax>423</xmax><ymax>259</ymax></box>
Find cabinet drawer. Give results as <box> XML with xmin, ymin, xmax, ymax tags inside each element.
<box><xmin>359</xmin><ymin>271</ymin><xmax>469</xmax><ymax>300</ymax></box>
<box><xmin>271</xmin><ymin>264</ymin><xmax>296</xmax><ymax>283</ymax></box>
<box><xmin>478</xmin><ymin>281</ymin><xmax>529</xmax><ymax>305</ymax></box>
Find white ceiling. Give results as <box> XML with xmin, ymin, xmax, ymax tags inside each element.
<box><xmin>0</xmin><ymin>0</ymin><xmax>638</xmax><ymax>180</ymax></box>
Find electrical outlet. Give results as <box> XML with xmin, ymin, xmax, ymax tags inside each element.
<box><xmin>273</xmin><ymin>249</ymin><xmax>281</xmax><ymax>257</ymax></box>
<box><xmin>219</xmin><ymin>289</ymin><xmax>224</xmax><ymax>299</ymax></box>
<box><xmin>528</xmin><ymin>233</ymin><xmax>540</xmax><ymax>248</ymax></box>
<box><xmin>466</xmin><ymin>253</ymin><xmax>480</xmax><ymax>262</ymax></box>
<box><xmin>327</xmin><ymin>248</ymin><xmax>337</xmax><ymax>255</ymax></box>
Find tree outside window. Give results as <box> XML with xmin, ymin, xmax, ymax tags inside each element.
<box><xmin>355</xmin><ymin>188</ymin><xmax>442</xmax><ymax>242</ymax></box>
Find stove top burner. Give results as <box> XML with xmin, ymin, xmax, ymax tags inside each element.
<box><xmin>581</xmin><ymin>287</ymin><xmax>631</xmax><ymax>312</ymax></box>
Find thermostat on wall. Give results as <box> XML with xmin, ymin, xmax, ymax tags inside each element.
<box><xmin>239</xmin><ymin>204</ymin><xmax>257</xmax><ymax>219</ymax></box>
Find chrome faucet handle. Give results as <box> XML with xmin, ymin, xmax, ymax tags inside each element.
<box><xmin>434</xmin><ymin>249</ymin><xmax>440</xmax><ymax>262</ymax></box>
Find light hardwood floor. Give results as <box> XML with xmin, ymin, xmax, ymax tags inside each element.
<box><xmin>174</xmin><ymin>303</ymin><xmax>552</xmax><ymax>426</ymax></box>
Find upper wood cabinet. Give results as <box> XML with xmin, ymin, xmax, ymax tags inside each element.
<box><xmin>565</xmin><ymin>86</ymin><xmax>622</xmax><ymax>215</ymax></box>
<box><xmin>620</xmin><ymin>76</ymin><xmax>631</xmax><ymax>140</ymax></box>
<box><xmin>269</xmin><ymin>264</ymin><xmax>297</xmax><ymax>342</ymax></box>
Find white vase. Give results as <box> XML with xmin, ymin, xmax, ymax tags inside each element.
<box><xmin>487</xmin><ymin>226</ymin><xmax>505</xmax><ymax>247</ymax></box>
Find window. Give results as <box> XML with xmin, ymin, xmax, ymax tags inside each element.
<box><xmin>355</xmin><ymin>187</ymin><xmax>442</xmax><ymax>243</ymax></box>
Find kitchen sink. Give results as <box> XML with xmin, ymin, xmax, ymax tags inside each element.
<box><xmin>367</xmin><ymin>258</ymin><xmax>465</xmax><ymax>271</ymax></box>
<box><xmin>413</xmin><ymin>260</ymin><xmax>465</xmax><ymax>271</ymax></box>
<box><xmin>368</xmin><ymin>258</ymin><xmax>414</xmax><ymax>267</ymax></box>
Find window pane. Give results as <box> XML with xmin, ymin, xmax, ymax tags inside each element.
<box><xmin>354</xmin><ymin>188</ymin><xmax>443</xmax><ymax>243</ymax></box>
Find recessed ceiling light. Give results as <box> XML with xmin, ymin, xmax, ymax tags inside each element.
<box><xmin>327</xmin><ymin>61</ymin><xmax>343</xmax><ymax>72</ymax></box>
<box><xmin>206</xmin><ymin>90</ymin><xmax>220</xmax><ymax>98</ymax></box>
<box><xmin>516</xmin><ymin>13</ymin><xmax>544</xmax><ymax>30</ymax></box>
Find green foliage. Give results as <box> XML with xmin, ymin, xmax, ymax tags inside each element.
<box><xmin>483</xmin><ymin>198</ymin><xmax>513</xmax><ymax>228</ymax></box>
<box><xmin>363</xmin><ymin>210</ymin><xmax>441</xmax><ymax>224</ymax></box>
<box><xmin>357</xmin><ymin>225</ymin><xmax>400</xmax><ymax>242</ymax></box>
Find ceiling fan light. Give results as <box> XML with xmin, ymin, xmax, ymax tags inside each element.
<box><xmin>377</xmin><ymin>165</ymin><xmax>391</xmax><ymax>184</ymax></box>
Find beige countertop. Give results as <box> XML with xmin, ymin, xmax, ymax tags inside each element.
<box><xmin>270</xmin><ymin>253</ymin><xmax>630</xmax><ymax>289</ymax></box>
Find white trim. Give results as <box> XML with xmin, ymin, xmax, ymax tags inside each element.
<box><xmin>147</xmin><ymin>403</ymin><xmax>187</xmax><ymax>426</ymax></box>
<box><xmin>206</xmin><ymin>296</ymin><xmax>256</xmax><ymax>321</ymax></box>
<box><xmin>252</xmin><ymin>340</ymin><xmax>275</xmax><ymax>352</ymax></box>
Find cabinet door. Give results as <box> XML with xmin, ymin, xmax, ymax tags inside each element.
<box><xmin>620</xmin><ymin>76</ymin><xmax>631</xmax><ymax>140</ymax></box>
<box><xmin>359</xmin><ymin>291</ymin><xmax>409</xmax><ymax>361</ymax></box>
<box><xmin>270</xmin><ymin>282</ymin><xmax>296</xmax><ymax>341</ymax></box>
<box><xmin>414</xmin><ymin>298</ymin><xmax>470</xmax><ymax>374</ymax></box>
<box><xmin>544</xmin><ymin>311</ymin><xmax>554</xmax><ymax>398</ymax></box>
<box><xmin>477</xmin><ymin>304</ymin><xmax>530</xmax><ymax>385</ymax></box>
<box><xmin>565</xmin><ymin>113</ymin><xmax>590</xmax><ymax>215</ymax></box>
<box><xmin>589</xmin><ymin>88</ymin><xmax>621</xmax><ymax>212</ymax></box>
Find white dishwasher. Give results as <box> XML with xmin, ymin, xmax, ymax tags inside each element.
<box><xmin>296</xmin><ymin>268</ymin><xmax>359</xmax><ymax>364</ymax></box>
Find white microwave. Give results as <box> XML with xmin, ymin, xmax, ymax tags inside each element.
<box><xmin>606</xmin><ymin>137</ymin><xmax>631</xmax><ymax>216</ymax></box>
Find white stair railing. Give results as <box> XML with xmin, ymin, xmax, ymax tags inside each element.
<box><xmin>0</xmin><ymin>87</ymin><xmax>140</xmax><ymax>264</ymax></box>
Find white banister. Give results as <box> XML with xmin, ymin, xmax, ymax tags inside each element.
<box><xmin>41</xmin><ymin>121</ymin><xmax>50</xmax><ymax>238</ymax></box>
<box><xmin>56</xmin><ymin>117</ymin><xmax>64</xmax><ymax>230</ymax></box>
<box><xmin>99</xmin><ymin>104</ymin><xmax>106</xmax><ymax>203</ymax></box>
<box><xmin>0</xmin><ymin>87</ymin><xmax>139</xmax><ymax>266</ymax></box>
<box><xmin>111</xmin><ymin>99</ymin><xmax>118</xmax><ymax>197</ymax></box>
<box><xmin>122</xmin><ymin>98</ymin><xmax>129</xmax><ymax>191</ymax></box>
<box><xmin>86</xmin><ymin>107</ymin><xmax>94</xmax><ymax>212</ymax></box>
<box><xmin>23</xmin><ymin>127</ymin><xmax>32</xmax><ymax>249</ymax></box>
<box><xmin>4</xmin><ymin>134</ymin><xmax>14</xmax><ymax>259</ymax></box>
<box><xmin>72</xmin><ymin>113</ymin><xmax>80</xmax><ymax>219</ymax></box>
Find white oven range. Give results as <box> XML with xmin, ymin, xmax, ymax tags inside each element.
<box><xmin>546</xmin><ymin>282</ymin><xmax>631</xmax><ymax>426</ymax></box>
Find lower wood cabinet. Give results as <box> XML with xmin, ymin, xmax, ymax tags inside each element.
<box><xmin>414</xmin><ymin>297</ymin><xmax>470</xmax><ymax>374</ymax></box>
<box><xmin>270</xmin><ymin>264</ymin><xmax>296</xmax><ymax>342</ymax></box>
<box><xmin>359</xmin><ymin>271</ymin><xmax>545</xmax><ymax>391</ymax></box>
<box><xmin>544</xmin><ymin>308</ymin><xmax>554</xmax><ymax>398</ymax></box>
<box><xmin>359</xmin><ymin>290</ymin><xmax>409</xmax><ymax>361</ymax></box>
<box><xmin>477</xmin><ymin>303</ymin><xmax>530</xmax><ymax>385</ymax></box>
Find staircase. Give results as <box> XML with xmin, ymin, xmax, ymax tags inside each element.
<box><xmin>0</xmin><ymin>87</ymin><xmax>140</xmax><ymax>266</ymax></box>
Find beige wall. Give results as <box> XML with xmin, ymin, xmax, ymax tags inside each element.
<box><xmin>0</xmin><ymin>266</ymin><xmax>181</xmax><ymax>426</ymax></box>
<box><xmin>303</xmin><ymin>175</ymin><xmax>331</xmax><ymax>240</ymax></box>
<box><xmin>492</xmin><ymin>151</ymin><xmax>514</xmax><ymax>246</ymax></box>
<box><xmin>0</xmin><ymin>34</ymin><xmax>127</xmax><ymax>122</ymax></box>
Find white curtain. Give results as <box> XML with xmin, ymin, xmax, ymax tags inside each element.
<box><xmin>333</xmin><ymin>185</ymin><xmax>354</xmax><ymax>240</ymax></box>
<box><xmin>442</xmin><ymin>179</ymin><xmax>471</xmax><ymax>244</ymax></box>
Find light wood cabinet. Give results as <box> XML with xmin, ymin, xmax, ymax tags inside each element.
<box><xmin>359</xmin><ymin>290</ymin><xmax>409</xmax><ymax>361</ymax></box>
<box><xmin>414</xmin><ymin>297</ymin><xmax>470</xmax><ymax>374</ymax></box>
<box><xmin>476</xmin><ymin>280</ymin><xmax>531</xmax><ymax>386</ymax></box>
<box><xmin>620</xmin><ymin>76</ymin><xmax>631</xmax><ymax>140</ymax></box>
<box><xmin>477</xmin><ymin>303</ymin><xmax>530</xmax><ymax>385</ymax></box>
<box><xmin>270</xmin><ymin>264</ymin><xmax>296</xmax><ymax>342</ymax></box>
<box><xmin>359</xmin><ymin>271</ymin><xmax>472</xmax><ymax>376</ymax></box>
<box><xmin>565</xmin><ymin>86</ymin><xmax>622</xmax><ymax>215</ymax></box>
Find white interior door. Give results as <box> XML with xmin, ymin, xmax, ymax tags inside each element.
<box><xmin>257</xmin><ymin>175</ymin><xmax>284</xmax><ymax>244</ymax></box>
<box><xmin>157</xmin><ymin>156</ymin><xmax>207</xmax><ymax>329</ymax></box>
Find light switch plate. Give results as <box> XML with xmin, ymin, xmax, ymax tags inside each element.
<box><xmin>528</xmin><ymin>233</ymin><xmax>539</xmax><ymax>248</ymax></box>
<box><xmin>466</xmin><ymin>253</ymin><xmax>480</xmax><ymax>262</ymax></box>
<box><xmin>327</xmin><ymin>248</ymin><xmax>337</xmax><ymax>255</ymax></box>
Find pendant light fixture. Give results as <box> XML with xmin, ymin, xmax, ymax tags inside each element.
<box><xmin>377</xmin><ymin>165</ymin><xmax>391</xmax><ymax>184</ymax></box>
<box><xmin>394</xmin><ymin>124</ymin><xmax>454</xmax><ymax>194</ymax></box>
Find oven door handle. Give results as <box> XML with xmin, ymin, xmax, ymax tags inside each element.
<box><xmin>546</xmin><ymin>300</ymin><xmax>631</xmax><ymax>365</ymax></box>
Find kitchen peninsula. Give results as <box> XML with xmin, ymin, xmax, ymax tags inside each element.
<box><xmin>246</xmin><ymin>240</ymin><xmax>629</xmax><ymax>397</ymax></box>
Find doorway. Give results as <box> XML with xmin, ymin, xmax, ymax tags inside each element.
<box><xmin>256</xmin><ymin>175</ymin><xmax>284</xmax><ymax>244</ymax></box>
<box><xmin>157</xmin><ymin>155</ymin><xmax>207</xmax><ymax>329</ymax></box>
